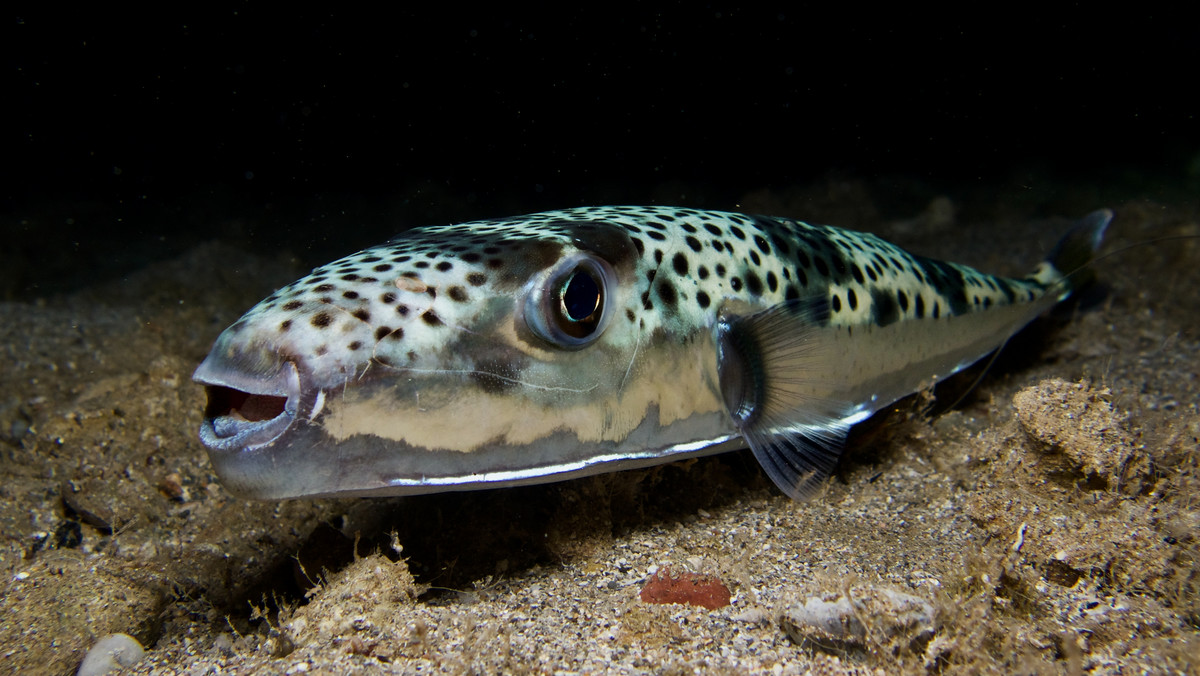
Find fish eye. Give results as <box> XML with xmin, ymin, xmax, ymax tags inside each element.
<box><xmin>558</xmin><ymin>269</ymin><xmax>601</xmax><ymax>330</ymax></box>
<box><xmin>526</xmin><ymin>254</ymin><xmax>616</xmax><ymax>349</ymax></box>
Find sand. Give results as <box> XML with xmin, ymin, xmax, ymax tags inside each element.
<box><xmin>0</xmin><ymin>180</ymin><xmax>1196</xmax><ymax>674</ymax></box>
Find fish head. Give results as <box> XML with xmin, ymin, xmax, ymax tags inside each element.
<box><xmin>194</xmin><ymin>214</ymin><xmax>710</xmax><ymax>498</ymax></box>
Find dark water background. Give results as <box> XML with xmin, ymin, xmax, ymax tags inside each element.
<box><xmin>3</xmin><ymin>8</ymin><xmax>1196</xmax><ymax>297</ymax></box>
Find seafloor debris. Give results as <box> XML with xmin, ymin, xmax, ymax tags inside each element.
<box><xmin>778</xmin><ymin>586</ymin><xmax>936</xmax><ymax>657</ymax></box>
<box><xmin>639</xmin><ymin>566</ymin><xmax>732</xmax><ymax>610</ymax></box>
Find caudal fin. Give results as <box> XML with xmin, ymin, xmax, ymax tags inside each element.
<box><xmin>1030</xmin><ymin>209</ymin><xmax>1113</xmax><ymax>300</ymax></box>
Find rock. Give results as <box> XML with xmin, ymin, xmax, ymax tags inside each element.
<box><xmin>779</xmin><ymin>586</ymin><xmax>936</xmax><ymax>656</ymax></box>
<box><xmin>1013</xmin><ymin>378</ymin><xmax>1149</xmax><ymax>493</ymax></box>
<box><xmin>77</xmin><ymin>633</ymin><xmax>145</xmax><ymax>676</ymax></box>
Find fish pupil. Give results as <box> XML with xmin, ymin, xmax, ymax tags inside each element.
<box><xmin>560</xmin><ymin>268</ymin><xmax>601</xmax><ymax>323</ymax></box>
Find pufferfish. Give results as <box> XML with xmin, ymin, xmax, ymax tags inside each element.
<box><xmin>193</xmin><ymin>206</ymin><xmax>1111</xmax><ymax>500</ymax></box>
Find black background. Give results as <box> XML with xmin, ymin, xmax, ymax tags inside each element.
<box><xmin>3</xmin><ymin>7</ymin><xmax>1195</xmax><ymax>295</ymax></box>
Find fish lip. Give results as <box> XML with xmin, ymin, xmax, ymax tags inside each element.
<box><xmin>193</xmin><ymin>357</ymin><xmax>302</xmax><ymax>454</ymax></box>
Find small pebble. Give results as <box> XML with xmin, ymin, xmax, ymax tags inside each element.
<box><xmin>77</xmin><ymin>633</ymin><xmax>145</xmax><ymax>676</ymax></box>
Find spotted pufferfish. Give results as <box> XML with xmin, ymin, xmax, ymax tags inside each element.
<box><xmin>194</xmin><ymin>206</ymin><xmax>1111</xmax><ymax>500</ymax></box>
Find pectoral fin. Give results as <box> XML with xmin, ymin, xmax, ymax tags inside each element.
<box><xmin>717</xmin><ymin>300</ymin><xmax>852</xmax><ymax>500</ymax></box>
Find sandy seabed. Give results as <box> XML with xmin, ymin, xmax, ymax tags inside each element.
<box><xmin>1</xmin><ymin>180</ymin><xmax>1197</xmax><ymax>674</ymax></box>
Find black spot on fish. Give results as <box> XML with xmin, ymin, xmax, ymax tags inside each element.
<box><xmin>897</xmin><ymin>290</ymin><xmax>908</xmax><ymax>313</ymax></box>
<box><xmin>279</xmin><ymin>320</ymin><xmax>292</xmax><ymax>332</ymax></box>
<box><xmin>315</xmin><ymin>345</ymin><xmax>329</xmax><ymax>356</ymax></box>
<box><xmin>814</xmin><ymin>257</ymin><xmax>830</xmax><ymax>277</ymax></box>
<box><xmin>374</xmin><ymin>263</ymin><xmax>393</xmax><ymax>272</ymax></box>
<box><xmin>461</xmin><ymin>252</ymin><xmax>482</xmax><ymax>263</ymax></box>
<box><xmin>348</xmin><ymin>341</ymin><xmax>363</xmax><ymax>351</ymax></box>
<box><xmin>647</xmin><ymin>231</ymin><xmax>667</xmax><ymax>241</ymax></box>
<box><xmin>380</xmin><ymin>292</ymin><xmax>397</xmax><ymax>303</ymax></box>
<box><xmin>415</xmin><ymin>261</ymin><xmax>430</xmax><ymax>269</ymax></box>
<box><xmin>997</xmin><ymin>280</ymin><xmax>1016</xmax><ymax>303</ymax></box>
<box><xmin>342</xmin><ymin>273</ymin><xmax>360</xmax><ymax>281</ymax></box>
<box><xmin>914</xmin><ymin>295</ymin><xmax>924</xmax><ymax>318</ymax></box>
<box><xmin>680</xmin><ymin>222</ymin><xmax>697</xmax><ymax>234</ymax></box>
<box><xmin>730</xmin><ymin>276</ymin><xmax>743</xmax><ymax>292</ymax></box>
<box><xmin>448</xmin><ymin>286</ymin><xmax>468</xmax><ymax>302</ymax></box>
<box><xmin>396</xmin><ymin>305</ymin><xmax>410</xmax><ymax>317</ymax></box>
<box><xmin>632</xmin><ymin>238</ymin><xmax>645</xmax><ymax>256</ymax></box>
<box><xmin>912</xmin><ymin>255</ymin><xmax>970</xmax><ymax>316</ymax></box>
<box><xmin>749</xmin><ymin>250</ymin><xmax>761</xmax><ymax>266</ymax></box>
<box><xmin>626</xmin><ymin>308</ymin><xmax>636</xmax><ymax>322</ymax></box>
<box><xmin>656</xmin><ymin>279</ymin><xmax>678</xmax><ymax>308</ymax></box>
<box><xmin>487</xmin><ymin>258</ymin><xmax>504</xmax><ymax>269</ymax></box>
<box><xmin>311</xmin><ymin>312</ymin><xmax>333</xmax><ymax>328</ymax></box>
<box><xmin>766</xmin><ymin>271</ymin><xmax>778</xmax><ymax>292</ymax></box>
<box><xmin>352</xmin><ymin>309</ymin><xmax>371</xmax><ymax>322</ymax></box>
<box><xmin>641</xmin><ymin>290</ymin><xmax>653</xmax><ymax>311</ymax></box>
<box><xmin>698</xmin><ymin>265</ymin><xmax>710</xmax><ymax>280</ymax></box>
<box><xmin>754</xmin><ymin>235</ymin><xmax>771</xmax><ymax>254</ymax></box>
<box><xmin>313</xmin><ymin>283</ymin><xmax>335</xmax><ymax>293</ymax></box>
<box><xmin>696</xmin><ymin>291</ymin><xmax>711</xmax><ymax>308</ymax></box>
<box><xmin>374</xmin><ymin>326</ymin><xmax>392</xmax><ymax>341</ymax></box>
<box><xmin>795</xmin><ymin>267</ymin><xmax>808</xmax><ymax>286</ymax></box>
<box><xmin>796</xmin><ymin>250</ymin><xmax>811</xmax><ymax>268</ymax></box>
<box><xmin>850</xmin><ymin>263</ymin><xmax>864</xmax><ymax>284</ymax></box>
<box><xmin>730</xmin><ymin>225</ymin><xmax>746</xmax><ymax>240</ymax></box>
<box><xmin>831</xmin><ymin>294</ymin><xmax>842</xmax><ymax>312</ymax></box>
<box><xmin>654</xmin><ymin>249</ymin><xmax>664</xmax><ymax>265</ymax></box>
<box><xmin>871</xmin><ymin>288</ymin><xmax>899</xmax><ymax>327</ymax></box>
<box><xmin>715</xmin><ymin>264</ymin><xmax>727</xmax><ymax>278</ymax></box>
<box><xmin>847</xmin><ymin>288</ymin><xmax>858</xmax><ymax>310</ymax></box>
<box><xmin>282</xmin><ymin>300</ymin><xmax>303</xmax><ymax>311</ymax></box>
<box><xmin>745</xmin><ymin>272</ymin><xmax>763</xmax><ymax>296</ymax></box>
<box><xmin>421</xmin><ymin>310</ymin><xmax>442</xmax><ymax>326</ymax></box>
<box><xmin>672</xmin><ymin>253</ymin><xmax>689</xmax><ymax>275</ymax></box>
<box><xmin>769</xmin><ymin>232</ymin><xmax>791</xmax><ymax>256</ymax></box>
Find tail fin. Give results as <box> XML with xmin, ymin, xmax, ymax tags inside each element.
<box><xmin>1030</xmin><ymin>209</ymin><xmax>1113</xmax><ymax>300</ymax></box>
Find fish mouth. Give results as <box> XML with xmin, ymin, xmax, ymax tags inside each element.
<box><xmin>194</xmin><ymin>356</ymin><xmax>303</xmax><ymax>453</ymax></box>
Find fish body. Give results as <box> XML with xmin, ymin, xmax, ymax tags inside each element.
<box><xmin>194</xmin><ymin>206</ymin><xmax>1110</xmax><ymax>499</ymax></box>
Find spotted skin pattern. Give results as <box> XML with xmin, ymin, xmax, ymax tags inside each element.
<box><xmin>232</xmin><ymin>206</ymin><xmax>1042</xmax><ymax>384</ymax></box>
<box><xmin>196</xmin><ymin>206</ymin><xmax>1104</xmax><ymax>499</ymax></box>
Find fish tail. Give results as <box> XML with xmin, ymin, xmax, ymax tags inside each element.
<box><xmin>1030</xmin><ymin>209</ymin><xmax>1113</xmax><ymax>300</ymax></box>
